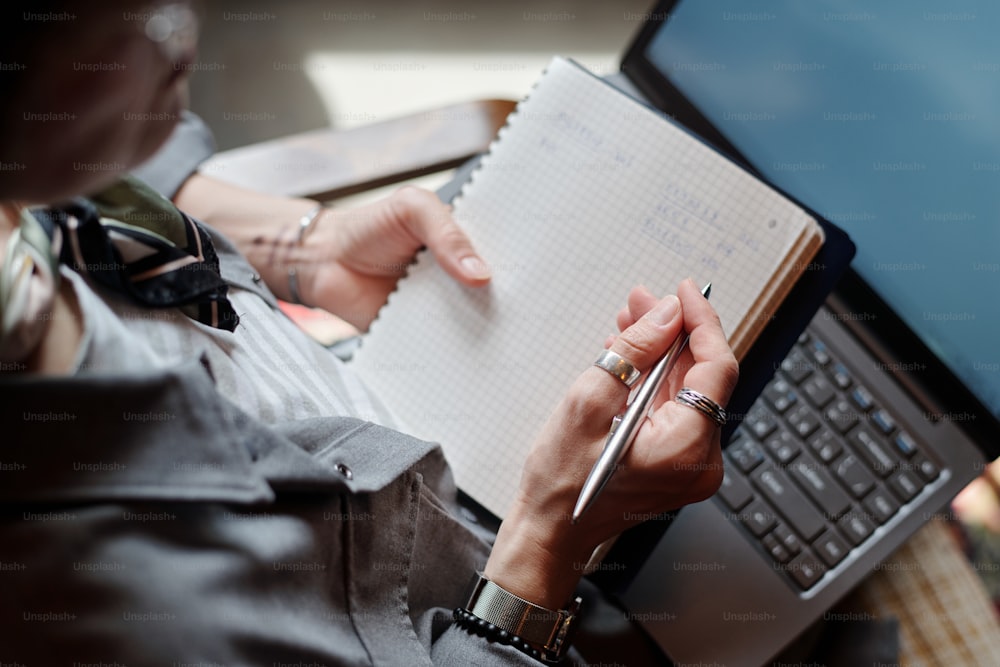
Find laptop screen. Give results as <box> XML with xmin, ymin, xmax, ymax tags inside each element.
<box><xmin>636</xmin><ymin>0</ymin><xmax>1000</xmax><ymax>422</ymax></box>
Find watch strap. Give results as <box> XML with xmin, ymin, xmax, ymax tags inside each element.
<box><xmin>464</xmin><ymin>573</ymin><xmax>581</xmax><ymax>662</ymax></box>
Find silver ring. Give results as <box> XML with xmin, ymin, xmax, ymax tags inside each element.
<box><xmin>675</xmin><ymin>387</ymin><xmax>727</xmax><ymax>427</ymax></box>
<box><xmin>593</xmin><ymin>350</ymin><xmax>640</xmax><ymax>388</ymax></box>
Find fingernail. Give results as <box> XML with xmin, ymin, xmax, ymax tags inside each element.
<box><xmin>648</xmin><ymin>294</ymin><xmax>680</xmax><ymax>326</ymax></box>
<box><xmin>460</xmin><ymin>255</ymin><xmax>491</xmax><ymax>279</ymax></box>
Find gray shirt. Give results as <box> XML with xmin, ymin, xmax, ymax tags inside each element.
<box><xmin>0</xmin><ymin>115</ymin><xmax>548</xmax><ymax>665</ymax></box>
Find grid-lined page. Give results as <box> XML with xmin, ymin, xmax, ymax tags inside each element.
<box><xmin>351</xmin><ymin>57</ymin><xmax>819</xmax><ymax>518</ymax></box>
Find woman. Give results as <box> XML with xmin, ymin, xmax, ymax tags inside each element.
<box><xmin>0</xmin><ymin>2</ymin><xmax>737</xmax><ymax>664</ymax></box>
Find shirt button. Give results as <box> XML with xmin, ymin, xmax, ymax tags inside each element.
<box><xmin>334</xmin><ymin>462</ymin><xmax>353</xmax><ymax>480</ymax></box>
<box><xmin>250</xmin><ymin>271</ymin><xmax>262</xmax><ymax>283</ymax></box>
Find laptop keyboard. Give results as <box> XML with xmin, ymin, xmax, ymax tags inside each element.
<box><xmin>717</xmin><ymin>328</ymin><xmax>942</xmax><ymax>591</ymax></box>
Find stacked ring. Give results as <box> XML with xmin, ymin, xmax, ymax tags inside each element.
<box><xmin>675</xmin><ymin>387</ymin><xmax>728</xmax><ymax>427</ymax></box>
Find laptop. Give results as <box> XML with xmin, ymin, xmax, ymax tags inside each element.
<box><xmin>607</xmin><ymin>1</ymin><xmax>1000</xmax><ymax>664</ymax></box>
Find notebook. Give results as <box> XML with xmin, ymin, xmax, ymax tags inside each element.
<box><xmin>609</xmin><ymin>1</ymin><xmax>1000</xmax><ymax>664</ymax></box>
<box><xmin>352</xmin><ymin>56</ymin><xmax>823</xmax><ymax>519</ymax></box>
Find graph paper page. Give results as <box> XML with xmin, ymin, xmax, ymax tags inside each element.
<box><xmin>351</xmin><ymin>57</ymin><xmax>819</xmax><ymax>518</ymax></box>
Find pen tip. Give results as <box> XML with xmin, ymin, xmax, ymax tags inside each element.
<box><xmin>702</xmin><ymin>282</ymin><xmax>712</xmax><ymax>299</ymax></box>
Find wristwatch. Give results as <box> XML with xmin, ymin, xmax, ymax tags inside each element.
<box><xmin>464</xmin><ymin>572</ymin><xmax>582</xmax><ymax>662</ymax></box>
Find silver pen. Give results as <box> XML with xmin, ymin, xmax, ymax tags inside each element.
<box><xmin>571</xmin><ymin>282</ymin><xmax>711</xmax><ymax>523</ymax></box>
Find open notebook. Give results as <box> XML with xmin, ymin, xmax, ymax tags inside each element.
<box><xmin>351</xmin><ymin>57</ymin><xmax>823</xmax><ymax>518</ymax></box>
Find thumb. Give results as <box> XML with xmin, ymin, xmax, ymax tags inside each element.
<box><xmin>392</xmin><ymin>186</ymin><xmax>492</xmax><ymax>285</ymax></box>
<box><xmin>429</xmin><ymin>221</ymin><xmax>492</xmax><ymax>286</ymax></box>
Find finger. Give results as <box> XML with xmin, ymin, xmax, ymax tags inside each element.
<box><xmin>615</xmin><ymin>307</ymin><xmax>631</xmax><ymax>335</ymax></box>
<box><xmin>611</xmin><ymin>293</ymin><xmax>684</xmax><ymax>375</ymax></box>
<box><xmin>390</xmin><ymin>186</ymin><xmax>491</xmax><ymax>285</ymax></box>
<box><xmin>582</xmin><ymin>292</ymin><xmax>686</xmax><ymax>429</ymax></box>
<box><xmin>627</xmin><ymin>284</ymin><xmax>659</xmax><ymax>322</ymax></box>
<box><xmin>630</xmin><ymin>281</ymin><xmax>733</xmax><ymax>489</ymax></box>
<box><xmin>616</xmin><ymin>284</ymin><xmax>658</xmax><ymax>332</ymax></box>
<box><xmin>672</xmin><ymin>278</ymin><xmax>739</xmax><ymax>419</ymax></box>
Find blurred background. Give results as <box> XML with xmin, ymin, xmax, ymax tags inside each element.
<box><xmin>188</xmin><ymin>0</ymin><xmax>651</xmax><ymax>150</ymax></box>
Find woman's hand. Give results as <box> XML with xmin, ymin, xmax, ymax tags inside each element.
<box><xmin>297</xmin><ymin>186</ymin><xmax>491</xmax><ymax>329</ymax></box>
<box><xmin>172</xmin><ymin>176</ymin><xmax>491</xmax><ymax>330</ymax></box>
<box><xmin>484</xmin><ymin>279</ymin><xmax>739</xmax><ymax>609</ymax></box>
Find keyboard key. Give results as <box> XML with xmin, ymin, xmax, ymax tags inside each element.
<box><xmin>764</xmin><ymin>378</ymin><xmax>798</xmax><ymax>414</ymax></box>
<box><xmin>809</xmin><ymin>340</ymin><xmax>832</xmax><ymax>367</ymax></box>
<box><xmin>863</xmin><ymin>489</ymin><xmax>900</xmax><ymax>525</ymax></box>
<box><xmin>764</xmin><ymin>427</ymin><xmax>802</xmax><ymax>465</ymax></box>
<box><xmin>746</xmin><ymin>404</ymin><xmax>778</xmax><ymax>440</ymax></box>
<box><xmin>870</xmin><ymin>409</ymin><xmax>896</xmax><ymax>435</ymax></box>
<box><xmin>772</xmin><ymin>524</ymin><xmax>802</xmax><ymax>557</ymax></box>
<box><xmin>728</xmin><ymin>439</ymin><xmax>766</xmax><ymax>474</ymax></box>
<box><xmin>726</xmin><ymin>427</ymin><xmax>746</xmax><ymax>449</ymax></box>
<box><xmin>802</xmin><ymin>374</ymin><xmax>836</xmax><ymax>408</ymax></box>
<box><xmin>838</xmin><ymin>511</ymin><xmax>876</xmax><ymax>547</ymax></box>
<box><xmin>751</xmin><ymin>463</ymin><xmax>826</xmax><ymax>542</ymax></box>
<box><xmin>824</xmin><ymin>399</ymin><xmax>862</xmax><ymax>434</ymax></box>
<box><xmin>738</xmin><ymin>499</ymin><xmax>778</xmax><ymax>537</ymax></box>
<box><xmin>849</xmin><ymin>426</ymin><xmax>899</xmax><ymax>478</ymax></box>
<box><xmin>835</xmin><ymin>454</ymin><xmax>877</xmax><ymax>499</ymax></box>
<box><xmin>785</xmin><ymin>551</ymin><xmax>826</xmax><ymax>590</ymax></box>
<box><xmin>781</xmin><ymin>349</ymin><xmax>814</xmax><ymax>384</ymax></box>
<box><xmin>787</xmin><ymin>404</ymin><xmax>821</xmax><ymax>440</ymax></box>
<box><xmin>888</xmin><ymin>469</ymin><xmax>923</xmax><ymax>503</ymax></box>
<box><xmin>789</xmin><ymin>458</ymin><xmax>852</xmax><ymax>519</ymax></box>
<box><xmin>813</xmin><ymin>531</ymin><xmax>850</xmax><ymax>567</ymax></box>
<box><xmin>808</xmin><ymin>427</ymin><xmax>843</xmax><ymax>464</ymax></box>
<box><xmin>850</xmin><ymin>385</ymin><xmax>875</xmax><ymax>412</ymax></box>
<box><xmin>911</xmin><ymin>454</ymin><xmax>940</xmax><ymax>483</ymax></box>
<box><xmin>893</xmin><ymin>431</ymin><xmax>919</xmax><ymax>457</ymax></box>
<box><xmin>762</xmin><ymin>533</ymin><xmax>792</xmax><ymax>564</ymax></box>
<box><xmin>828</xmin><ymin>363</ymin><xmax>852</xmax><ymax>390</ymax></box>
<box><xmin>717</xmin><ymin>468</ymin><xmax>754</xmax><ymax>510</ymax></box>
